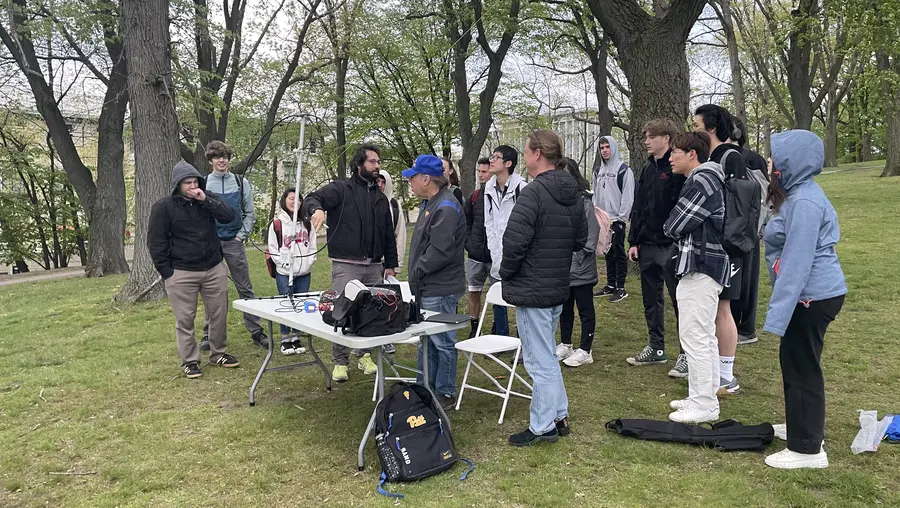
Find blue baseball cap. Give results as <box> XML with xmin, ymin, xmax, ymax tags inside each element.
<box><xmin>402</xmin><ymin>154</ymin><xmax>444</xmax><ymax>179</ymax></box>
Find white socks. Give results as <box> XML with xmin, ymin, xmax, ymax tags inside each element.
<box><xmin>720</xmin><ymin>356</ymin><xmax>735</xmax><ymax>382</ymax></box>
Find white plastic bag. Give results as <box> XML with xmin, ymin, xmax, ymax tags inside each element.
<box><xmin>851</xmin><ymin>410</ymin><xmax>892</xmax><ymax>454</ymax></box>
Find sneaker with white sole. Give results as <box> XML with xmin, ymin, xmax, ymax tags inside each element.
<box><xmin>669</xmin><ymin>398</ymin><xmax>689</xmax><ymax>410</ymax></box>
<box><xmin>764</xmin><ymin>448</ymin><xmax>828</xmax><ymax>469</ymax></box>
<box><xmin>609</xmin><ymin>289</ymin><xmax>629</xmax><ymax>303</ymax></box>
<box><xmin>563</xmin><ymin>349</ymin><xmax>593</xmax><ymax>367</ymax></box>
<box><xmin>626</xmin><ymin>346</ymin><xmax>667</xmax><ymax>366</ymax></box>
<box><xmin>280</xmin><ymin>339</ymin><xmax>296</xmax><ymax>356</ymax></box>
<box><xmin>717</xmin><ymin>376</ymin><xmax>742</xmax><ymax>395</ymax></box>
<box><xmin>555</xmin><ymin>343</ymin><xmax>574</xmax><ymax>360</ymax></box>
<box><xmin>668</xmin><ymin>402</ymin><xmax>719</xmax><ymax>423</ymax></box>
<box><xmin>290</xmin><ymin>337</ymin><xmax>307</xmax><ymax>354</ymax></box>
<box><xmin>332</xmin><ymin>365</ymin><xmax>349</xmax><ymax>382</ymax></box>
<box><xmin>737</xmin><ymin>333</ymin><xmax>758</xmax><ymax>345</ymax></box>
<box><xmin>668</xmin><ymin>353</ymin><xmax>688</xmax><ymax>378</ymax></box>
<box><xmin>358</xmin><ymin>353</ymin><xmax>378</xmax><ymax>375</ymax></box>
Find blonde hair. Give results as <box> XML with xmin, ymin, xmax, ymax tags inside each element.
<box><xmin>526</xmin><ymin>129</ymin><xmax>566</xmax><ymax>170</ymax></box>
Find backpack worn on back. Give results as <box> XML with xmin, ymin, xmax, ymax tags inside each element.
<box><xmin>264</xmin><ymin>219</ymin><xmax>283</xmax><ymax>278</ymax></box>
<box><xmin>605</xmin><ymin>418</ymin><xmax>775</xmax><ymax>451</ymax></box>
<box><xmin>374</xmin><ymin>382</ymin><xmax>473</xmax><ymax>498</ymax></box>
<box><xmin>721</xmin><ymin>149</ymin><xmax>763</xmax><ymax>257</ymax></box>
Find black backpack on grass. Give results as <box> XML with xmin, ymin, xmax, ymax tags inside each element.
<box><xmin>374</xmin><ymin>382</ymin><xmax>473</xmax><ymax>498</ymax></box>
<box><xmin>605</xmin><ymin>418</ymin><xmax>775</xmax><ymax>451</ymax></box>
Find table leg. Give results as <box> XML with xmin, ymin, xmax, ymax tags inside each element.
<box><xmin>249</xmin><ymin>320</ymin><xmax>275</xmax><ymax>406</ymax></box>
<box><xmin>306</xmin><ymin>335</ymin><xmax>332</xmax><ymax>392</ymax></box>
<box><xmin>358</xmin><ymin>347</ymin><xmax>386</xmax><ymax>471</ymax></box>
<box><xmin>419</xmin><ymin>335</ymin><xmax>452</xmax><ymax>432</ymax></box>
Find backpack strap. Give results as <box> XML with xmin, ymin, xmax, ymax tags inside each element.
<box><xmin>273</xmin><ymin>219</ymin><xmax>283</xmax><ymax>248</ymax></box>
<box><xmin>617</xmin><ymin>163</ymin><xmax>628</xmax><ymax>192</ymax></box>
<box><xmin>514</xmin><ymin>185</ymin><xmax>520</xmax><ymax>201</ymax></box>
<box><xmin>390</xmin><ymin>198</ymin><xmax>400</xmax><ymax>228</ymax></box>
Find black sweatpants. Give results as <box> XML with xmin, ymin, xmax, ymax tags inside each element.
<box><xmin>780</xmin><ymin>295</ymin><xmax>845</xmax><ymax>454</ymax></box>
<box><xmin>560</xmin><ymin>284</ymin><xmax>596</xmax><ymax>352</ymax></box>
<box><xmin>605</xmin><ymin>221</ymin><xmax>628</xmax><ymax>290</ymax></box>
<box><xmin>731</xmin><ymin>242</ymin><xmax>760</xmax><ymax>337</ymax></box>
<box><xmin>639</xmin><ymin>243</ymin><xmax>682</xmax><ymax>353</ymax></box>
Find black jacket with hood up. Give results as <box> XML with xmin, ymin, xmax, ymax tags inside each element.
<box><xmin>301</xmin><ymin>172</ymin><xmax>398</xmax><ymax>268</ymax></box>
<box><xmin>628</xmin><ymin>150</ymin><xmax>687</xmax><ymax>247</ymax></box>
<box><xmin>147</xmin><ymin>161</ymin><xmax>236</xmax><ymax>279</ymax></box>
<box><xmin>464</xmin><ymin>186</ymin><xmax>490</xmax><ymax>263</ymax></box>
<box><xmin>499</xmin><ymin>169</ymin><xmax>587</xmax><ymax>307</ymax></box>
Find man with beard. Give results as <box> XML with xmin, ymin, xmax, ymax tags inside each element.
<box><xmin>303</xmin><ymin>144</ymin><xmax>399</xmax><ymax>382</ymax></box>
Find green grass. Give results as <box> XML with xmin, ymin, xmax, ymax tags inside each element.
<box><xmin>1</xmin><ymin>166</ymin><xmax>899</xmax><ymax>507</ymax></box>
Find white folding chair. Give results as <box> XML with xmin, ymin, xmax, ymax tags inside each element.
<box><xmin>454</xmin><ymin>282</ymin><xmax>532</xmax><ymax>424</ymax></box>
<box><xmin>372</xmin><ymin>280</ymin><xmax>421</xmax><ymax>401</ymax></box>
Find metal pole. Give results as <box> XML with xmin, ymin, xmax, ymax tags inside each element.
<box><xmin>288</xmin><ymin>116</ymin><xmax>306</xmax><ymax>290</ymax></box>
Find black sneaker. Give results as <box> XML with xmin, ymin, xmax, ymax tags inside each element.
<box><xmin>610</xmin><ymin>289</ymin><xmax>629</xmax><ymax>303</ymax></box>
<box><xmin>556</xmin><ymin>417</ymin><xmax>571</xmax><ymax>437</ymax></box>
<box><xmin>251</xmin><ymin>331</ymin><xmax>270</xmax><ymax>349</ymax></box>
<box><xmin>508</xmin><ymin>427</ymin><xmax>559</xmax><ymax>447</ymax></box>
<box><xmin>199</xmin><ymin>337</ymin><xmax>210</xmax><ymax>351</ymax></box>
<box><xmin>468</xmin><ymin>319</ymin><xmax>479</xmax><ymax>339</ymax></box>
<box><xmin>594</xmin><ymin>286</ymin><xmax>615</xmax><ymax>297</ymax></box>
<box><xmin>212</xmin><ymin>353</ymin><xmax>240</xmax><ymax>368</ymax></box>
<box><xmin>182</xmin><ymin>362</ymin><xmax>202</xmax><ymax>379</ymax></box>
<box><xmin>440</xmin><ymin>394</ymin><xmax>457</xmax><ymax>411</ymax></box>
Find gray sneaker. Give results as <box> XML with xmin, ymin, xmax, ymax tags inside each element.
<box><xmin>717</xmin><ymin>377</ymin><xmax>742</xmax><ymax>395</ymax></box>
<box><xmin>626</xmin><ymin>346</ymin><xmax>668</xmax><ymax>366</ymax></box>
<box><xmin>737</xmin><ymin>334</ymin><xmax>758</xmax><ymax>345</ymax></box>
<box><xmin>667</xmin><ymin>353</ymin><xmax>688</xmax><ymax>378</ymax></box>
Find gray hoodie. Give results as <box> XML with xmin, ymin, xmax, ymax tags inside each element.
<box><xmin>592</xmin><ymin>136</ymin><xmax>635</xmax><ymax>222</ymax></box>
<box><xmin>171</xmin><ymin>160</ymin><xmax>206</xmax><ymax>194</ymax></box>
<box><xmin>569</xmin><ymin>194</ymin><xmax>600</xmax><ymax>286</ymax></box>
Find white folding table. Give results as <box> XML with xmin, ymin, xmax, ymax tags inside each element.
<box><xmin>233</xmin><ymin>295</ymin><xmax>467</xmax><ymax>470</ymax></box>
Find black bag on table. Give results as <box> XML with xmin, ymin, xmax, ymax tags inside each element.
<box><xmin>374</xmin><ymin>382</ymin><xmax>473</xmax><ymax>498</ymax></box>
<box><xmin>605</xmin><ymin>418</ymin><xmax>775</xmax><ymax>451</ymax></box>
<box><xmin>322</xmin><ymin>289</ymin><xmax>420</xmax><ymax>337</ymax></box>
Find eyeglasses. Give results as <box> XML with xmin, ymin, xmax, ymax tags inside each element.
<box><xmin>489</xmin><ymin>155</ymin><xmax>504</xmax><ymax>162</ymax></box>
<box><xmin>367</xmin><ymin>158</ymin><xmax>382</xmax><ymax>165</ymax></box>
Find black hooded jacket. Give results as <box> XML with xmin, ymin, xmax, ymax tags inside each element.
<box><xmin>301</xmin><ymin>172</ymin><xmax>398</xmax><ymax>268</ymax></box>
<box><xmin>464</xmin><ymin>186</ymin><xmax>490</xmax><ymax>263</ymax></box>
<box><xmin>628</xmin><ymin>150</ymin><xmax>687</xmax><ymax>247</ymax></box>
<box><xmin>499</xmin><ymin>169</ymin><xmax>587</xmax><ymax>307</ymax></box>
<box><xmin>147</xmin><ymin>161</ymin><xmax>236</xmax><ymax>279</ymax></box>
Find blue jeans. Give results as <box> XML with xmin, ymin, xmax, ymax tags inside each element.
<box><xmin>275</xmin><ymin>273</ymin><xmax>311</xmax><ymax>335</ymax></box>
<box><xmin>517</xmin><ymin>305</ymin><xmax>567</xmax><ymax>434</ymax></box>
<box><xmin>488</xmin><ymin>277</ymin><xmax>510</xmax><ymax>335</ymax></box>
<box><xmin>417</xmin><ymin>293</ymin><xmax>462</xmax><ymax>397</ymax></box>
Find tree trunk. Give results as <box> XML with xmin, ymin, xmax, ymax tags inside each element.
<box><xmin>718</xmin><ymin>0</ymin><xmax>746</xmax><ymax>122</ymax></box>
<box><xmin>824</xmin><ymin>89</ymin><xmax>839</xmax><ymax>167</ymax></box>
<box><xmin>116</xmin><ymin>0</ymin><xmax>181</xmax><ymax>302</ymax></box>
<box><xmin>586</xmin><ymin>0</ymin><xmax>705</xmax><ymax>175</ymax></box>
<box><xmin>335</xmin><ymin>52</ymin><xmax>348</xmax><ymax>180</ymax></box>
<box><xmin>879</xmin><ymin>53</ymin><xmax>900</xmax><ymax>177</ymax></box>
<box><xmin>68</xmin><ymin>184</ymin><xmax>88</xmax><ymax>265</ymax></box>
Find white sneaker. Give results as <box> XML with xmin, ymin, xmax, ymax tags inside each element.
<box><xmin>668</xmin><ymin>402</ymin><xmax>719</xmax><ymax>423</ymax></box>
<box><xmin>556</xmin><ymin>343</ymin><xmax>574</xmax><ymax>360</ymax></box>
<box><xmin>563</xmin><ymin>349</ymin><xmax>593</xmax><ymax>367</ymax></box>
<box><xmin>772</xmin><ymin>423</ymin><xmax>787</xmax><ymax>440</ymax></box>
<box><xmin>669</xmin><ymin>398</ymin><xmax>689</xmax><ymax>410</ymax></box>
<box><xmin>764</xmin><ymin>448</ymin><xmax>828</xmax><ymax>469</ymax></box>
<box><xmin>280</xmin><ymin>340</ymin><xmax>296</xmax><ymax>356</ymax></box>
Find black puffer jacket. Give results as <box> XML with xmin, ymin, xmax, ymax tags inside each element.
<box><xmin>464</xmin><ymin>187</ymin><xmax>490</xmax><ymax>262</ymax></box>
<box><xmin>302</xmin><ymin>172</ymin><xmax>398</xmax><ymax>268</ymax></box>
<box><xmin>499</xmin><ymin>169</ymin><xmax>587</xmax><ymax>307</ymax></box>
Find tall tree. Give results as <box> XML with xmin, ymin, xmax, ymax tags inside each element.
<box><xmin>711</xmin><ymin>0</ymin><xmax>746</xmax><ymax>122</ymax></box>
<box><xmin>0</xmin><ymin>0</ymin><xmax>130</xmax><ymax>276</ymax></box>
<box><xmin>116</xmin><ymin>0</ymin><xmax>180</xmax><ymax>302</ymax></box>
<box><xmin>584</xmin><ymin>0</ymin><xmax>706</xmax><ymax>172</ymax></box>
<box><xmin>441</xmin><ymin>0</ymin><xmax>522</xmax><ymax>197</ymax></box>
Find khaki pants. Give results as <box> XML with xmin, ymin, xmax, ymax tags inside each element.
<box><xmin>166</xmin><ymin>262</ymin><xmax>229</xmax><ymax>365</ymax></box>
<box><xmin>676</xmin><ymin>272</ymin><xmax>723</xmax><ymax>410</ymax></box>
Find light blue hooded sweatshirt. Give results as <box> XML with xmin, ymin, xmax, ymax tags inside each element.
<box><xmin>763</xmin><ymin>130</ymin><xmax>847</xmax><ymax>337</ymax></box>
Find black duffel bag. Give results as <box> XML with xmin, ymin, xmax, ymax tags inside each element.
<box><xmin>323</xmin><ymin>289</ymin><xmax>421</xmax><ymax>337</ymax></box>
<box><xmin>605</xmin><ymin>418</ymin><xmax>774</xmax><ymax>452</ymax></box>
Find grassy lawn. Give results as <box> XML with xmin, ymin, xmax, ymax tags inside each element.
<box><xmin>1</xmin><ymin>166</ymin><xmax>898</xmax><ymax>507</ymax></box>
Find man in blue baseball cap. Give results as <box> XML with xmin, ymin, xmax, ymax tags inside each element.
<box><xmin>405</xmin><ymin>154</ymin><xmax>467</xmax><ymax>409</ymax></box>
